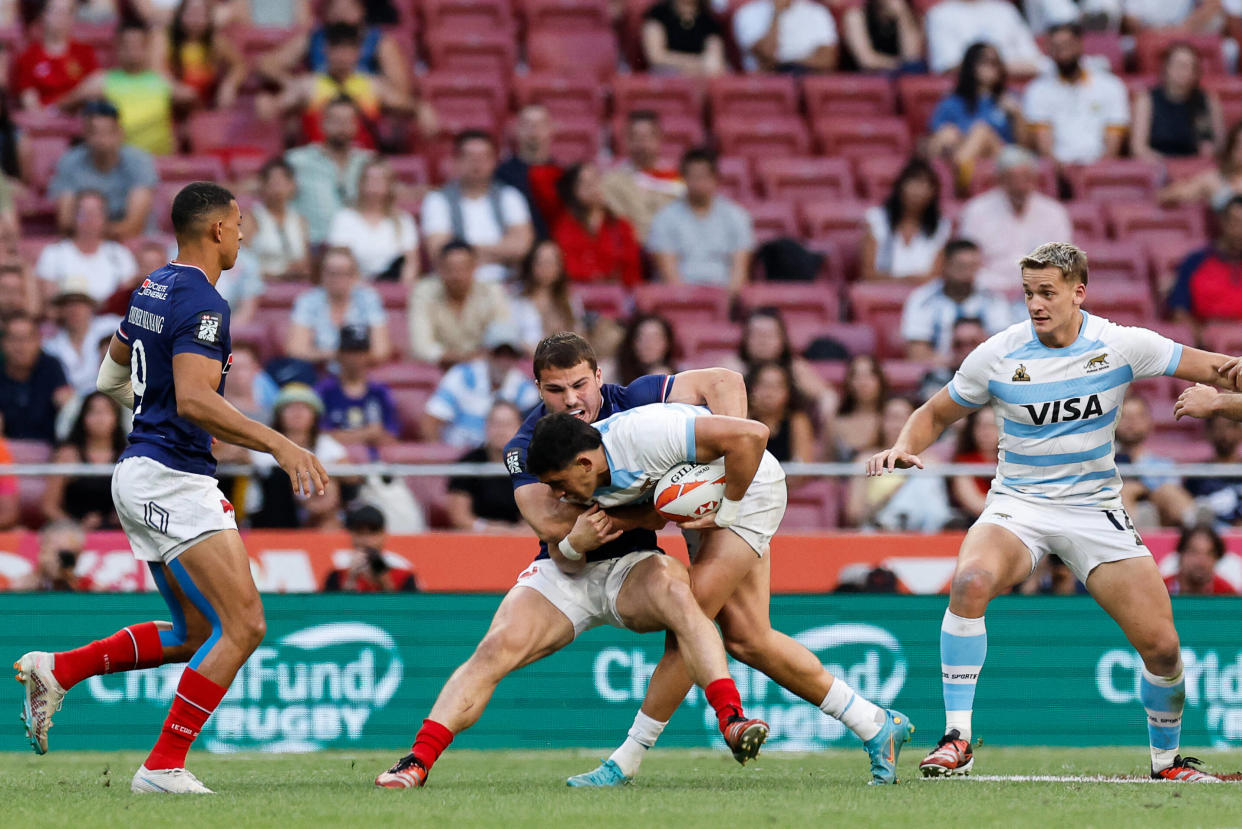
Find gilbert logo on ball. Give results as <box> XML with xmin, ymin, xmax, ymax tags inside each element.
<box><xmin>655</xmin><ymin>460</ymin><xmax>727</xmax><ymax>522</ymax></box>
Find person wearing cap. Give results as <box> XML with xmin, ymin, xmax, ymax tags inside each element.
<box><xmin>287</xmin><ymin>246</ymin><xmax>390</xmax><ymax>364</ymax></box>
<box><xmin>322</xmin><ymin>504</ymin><xmax>420</xmax><ymax>593</ymax></box>
<box><xmin>0</xmin><ymin>313</ymin><xmax>73</xmax><ymax>443</ymax></box>
<box><xmin>248</xmin><ymin>383</ymin><xmax>347</xmax><ymax>529</ymax></box>
<box><xmin>423</xmin><ymin>319</ymin><xmax>540</xmax><ymax>448</ymax></box>
<box><xmin>956</xmin><ymin>144</ymin><xmax>1073</xmax><ymax>293</ymax></box>
<box><xmin>36</xmin><ymin>190</ymin><xmax>139</xmax><ymax>305</ymax></box>
<box><xmin>43</xmin><ymin>278</ymin><xmax>123</xmax><ymax>395</ymax></box>
<box><xmin>315</xmin><ymin>324</ymin><xmax>399</xmax><ymax>458</ymax></box>
<box><xmin>408</xmin><ymin>239</ymin><xmax>515</xmax><ymax>365</ymax></box>
<box><xmin>47</xmin><ymin>98</ymin><xmax>158</xmax><ymax>240</ymax></box>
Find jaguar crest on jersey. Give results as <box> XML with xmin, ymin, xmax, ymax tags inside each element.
<box><xmin>1084</xmin><ymin>353</ymin><xmax>1110</xmax><ymax>373</ymax></box>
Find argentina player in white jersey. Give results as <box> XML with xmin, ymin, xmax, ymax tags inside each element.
<box><xmin>868</xmin><ymin>242</ymin><xmax>1242</xmax><ymax>782</ymax></box>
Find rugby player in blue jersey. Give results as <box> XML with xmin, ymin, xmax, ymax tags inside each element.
<box><xmin>15</xmin><ymin>182</ymin><xmax>328</xmax><ymax>794</ymax></box>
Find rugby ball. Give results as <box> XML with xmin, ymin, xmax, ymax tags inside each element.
<box><xmin>655</xmin><ymin>460</ymin><xmax>727</xmax><ymax>523</ymax></box>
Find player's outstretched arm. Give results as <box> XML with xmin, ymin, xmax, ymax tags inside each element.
<box><xmin>1170</xmin><ymin>347</ymin><xmax>1242</xmax><ymax>391</ymax></box>
<box><xmin>865</xmin><ymin>387</ymin><xmax>975</xmax><ymax>477</ymax></box>
<box><xmin>172</xmin><ymin>352</ymin><xmax>329</xmax><ymax>496</ymax></box>
<box><xmin>1174</xmin><ymin>383</ymin><xmax>1242</xmax><ymax>421</ymax></box>
<box><xmin>667</xmin><ymin>368</ymin><xmax>748</xmax><ymax>418</ymax></box>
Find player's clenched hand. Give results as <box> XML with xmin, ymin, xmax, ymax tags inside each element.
<box><xmin>864</xmin><ymin>447</ymin><xmax>923</xmax><ymax>477</ymax></box>
<box><xmin>1174</xmin><ymin>383</ymin><xmax>1221</xmax><ymax>420</ymax></box>
<box><xmin>274</xmin><ymin>439</ymin><xmax>330</xmax><ymax>496</ymax></box>
<box><xmin>567</xmin><ymin>504</ymin><xmax>621</xmax><ymax>552</ymax></box>
<box><xmin>1217</xmin><ymin>356</ymin><xmax>1242</xmax><ymax>391</ymax></box>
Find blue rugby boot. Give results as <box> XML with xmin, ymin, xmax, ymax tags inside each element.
<box><xmin>567</xmin><ymin>759</ymin><xmax>632</xmax><ymax>787</ymax></box>
<box><xmin>863</xmin><ymin>709</ymin><xmax>915</xmax><ymax>785</ymax></box>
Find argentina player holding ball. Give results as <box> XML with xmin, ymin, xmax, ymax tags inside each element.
<box><xmin>868</xmin><ymin>242</ymin><xmax>1242</xmax><ymax>782</ymax></box>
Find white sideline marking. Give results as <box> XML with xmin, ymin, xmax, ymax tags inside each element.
<box><xmin>947</xmin><ymin>775</ymin><xmax>1158</xmax><ymax>783</ymax></box>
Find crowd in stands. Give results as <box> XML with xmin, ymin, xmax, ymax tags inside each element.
<box><xmin>2</xmin><ymin>0</ymin><xmax>1242</xmax><ymax>593</ymax></box>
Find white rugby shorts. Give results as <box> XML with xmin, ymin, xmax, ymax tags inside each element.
<box><xmin>112</xmin><ymin>456</ymin><xmax>238</xmax><ymax>564</ymax></box>
<box><xmin>685</xmin><ymin>477</ymin><xmax>788</xmax><ymax>561</ymax></box>
<box><xmin>974</xmin><ymin>492</ymin><xmax>1152</xmax><ymax>583</ymax></box>
<box><xmin>514</xmin><ymin>550</ymin><xmax>661</xmax><ymax>637</ymax></box>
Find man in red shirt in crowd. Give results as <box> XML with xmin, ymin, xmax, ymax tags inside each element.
<box><xmin>321</xmin><ymin>504</ymin><xmax>419</xmax><ymax>592</ymax></box>
<box><xmin>1169</xmin><ymin>196</ymin><xmax>1242</xmax><ymax>325</ymax></box>
<box><xmin>12</xmin><ymin>0</ymin><xmax>98</xmax><ymax>109</ymax></box>
<box><xmin>1164</xmin><ymin>525</ymin><xmax>1237</xmax><ymax>595</ymax></box>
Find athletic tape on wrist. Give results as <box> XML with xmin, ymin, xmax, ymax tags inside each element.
<box><xmin>714</xmin><ymin>497</ymin><xmax>742</xmax><ymax>528</ymax></box>
<box><xmin>558</xmin><ymin>536</ymin><xmax>583</xmax><ymax>561</ymax></box>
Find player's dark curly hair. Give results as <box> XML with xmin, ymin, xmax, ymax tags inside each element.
<box><xmin>533</xmin><ymin>332</ymin><xmax>598</xmax><ymax>381</ymax></box>
<box><xmin>170</xmin><ymin>181</ymin><xmax>236</xmax><ymax>236</ymax></box>
<box><xmin>526</xmin><ymin>412</ymin><xmax>603</xmax><ymax>478</ymax></box>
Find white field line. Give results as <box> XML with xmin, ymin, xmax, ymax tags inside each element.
<box><xmin>940</xmin><ymin>775</ymin><xmax>1160</xmax><ymax>783</ymax></box>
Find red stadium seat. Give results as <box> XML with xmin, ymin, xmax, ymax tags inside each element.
<box><xmin>1145</xmin><ymin>238</ymin><xmax>1201</xmax><ymax>298</ymax></box>
<box><xmin>386</xmin><ymin>311</ymin><xmax>410</xmax><ymax>357</ymax></box>
<box><xmin>853</xmin><ymin>155</ymin><xmax>907</xmax><ymax>202</ymax></box>
<box><xmin>425</xmin><ymin>31</ymin><xmax>517</xmax><ymax>77</ymax></box>
<box><xmin>29</xmin><ymin>137</ymin><xmax>69</xmax><ymax>190</ymax></box>
<box><xmin>373</xmin><ymin>282</ymin><xmax>410</xmax><ymax>310</ymax></box>
<box><xmin>156</xmin><ymin>155</ymin><xmax>227</xmax><ymax>185</ymax></box>
<box><xmin>848</xmin><ymin>282</ymin><xmax>918</xmax><ymax>359</ymax></box>
<box><xmin>882</xmin><ymin>359</ymin><xmax>933</xmax><ymax>396</ymax></box>
<box><xmin>810</xmin><ymin>322</ymin><xmax>876</xmax><ymax>357</ymax></box>
<box><xmin>545</xmin><ymin>115</ymin><xmax>603</xmax><ymax>163</ymax></box>
<box><xmin>634</xmin><ymin>283</ymin><xmax>730</xmax><ymax>322</ymax></box>
<box><xmin>1066</xmin><ymin>160</ymin><xmax>1162</xmax><ymax>202</ymax></box>
<box><xmin>610</xmin><ymin>75</ymin><xmax>703</xmax><ymax>121</ymax></box>
<box><xmin>716</xmin><ymin>156</ymin><xmax>755</xmax><ymax>202</ymax></box>
<box><xmin>1065</xmin><ymin>201</ymin><xmax>1108</xmax><ymax>243</ymax></box>
<box><xmin>1163</xmin><ymin>156</ymin><xmax>1217</xmax><ymax>185</ymax></box>
<box><xmin>379</xmin><ymin>441</ymin><xmax>460</xmax><ymax>527</ymax></box>
<box><xmin>235</xmin><ymin>25</ymin><xmax>299</xmax><ymax>55</ymax></box>
<box><xmin>707</xmin><ymin>75</ymin><xmax>799</xmax><ymax>118</ymax></box>
<box><xmin>676</xmin><ymin>321</ymin><xmax>743</xmax><ymax>359</ymax></box>
<box><xmin>527</xmin><ymin>28</ymin><xmax>619</xmax><ymax>81</ymax></box>
<box><xmin>185</xmin><ymin>109</ymin><xmax>282</xmax><ymax>157</ymax></box>
<box><xmin>716</xmin><ymin>116</ymin><xmax>811</xmax><ymax>159</ymax></box>
<box><xmin>1135</xmin><ymin>32</ymin><xmax>1225</xmax><ymax>76</ymax></box>
<box><xmin>511</xmin><ymin>73</ymin><xmax>606</xmax><ymax>120</ymax></box>
<box><xmin>738</xmin><ymin>283</ymin><xmax>839</xmax><ymax>326</ymax></box>
<box><xmin>9</xmin><ymin>438</ymin><xmax>51</xmax><ymax>529</ymax></box>
<box><xmin>1205</xmin><ymin>75</ymin><xmax>1242</xmax><ymax>125</ymax></box>
<box><xmin>523</xmin><ymin>0</ymin><xmax>610</xmax><ymax>30</ymax></box>
<box><xmin>422</xmin><ymin>0</ymin><xmax>515</xmax><ymax>35</ymax></box>
<box><xmin>799</xmin><ymin>200</ymin><xmax>867</xmax><ymax>240</ymax></box>
<box><xmin>803</xmin><ymin>74</ymin><xmax>897</xmax><ymax>118</ymax></box>
<box><xmin>1083</xmin><ymin>282</ymin><xmax>1156</xmax><ymax>321</ymax></box>
<box><xmin>967</xmin><ymin>156</ymin><xmax>1058</xmax><ymax>198</ymax></box>
<box><xmin>896</xmin><ymin>74</ymin><xmax>953</xmax><ymax>135</ymax></box>
<box><xmin>572</xmin><ymin>283</ymin><xmax>631</xmax><ymax>318</ymax></box>
<box><xmin>386</xmin><ymin>393</ymin><xmax>434</xmax><ymax>440</ymax></box>
<box><xmin>613</xmin><ymin>113</ymin><xmax>704</xmax><ymax>160</ymax></box>
<box><xmin>812</xmin><ymin>117</ymin><xmax>911</xmax><ymax>161</ymax></box>
<box><xmin>386</xmin><ymin>154</ymin><xmax>431</xmax><ymax>187</ymax></box>
<box><xmin>1080</xmin><ymin>241</ymin><xmax>1148</xmax><ymax>285</ymax></box>
<box><xmin>784</xmin><ymin>480</ymin><xmax>841</xmax><ymax>530</ymax></box>
<box><xmin>1203</xmin><ymin>321</ymin><xmax>1242</xmax><ymax>355</ymax></box>
<box><xmin>755</xmin><ymin>157</ymin><xmax>855</xmax><ymax>203</ymax></box>
<box><xmin>369</xmin><ymin>361</ymin><xmax>443</xmax><ymax>390</ymax></box>
<box><xmin>13</xmin><ymin>109</ymin><xmax>81</xmax><ymax>138</ymax></box>
<box><xmin>746</xmin><ymin>201</ymin><xmax>800</xmax><ymax>242</ymax></box>
<box><xmin>257</xmin><ymin>281</ymin><xmax>310</xmax><ymax>309</ymax></box>
<box><xmin>1107</xmin><ymin>203</ymin><xmax>1207</xmax><ymax>244</ymax></box>
<box><xmin>419</xmin><ymin>72</ymin><xmax>509</xmax><ymax>125</ymax></box>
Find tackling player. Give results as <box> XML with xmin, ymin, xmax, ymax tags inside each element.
<box><xmin>868</xmin><ymin>242</ymin><xmax>1238</xmax><ymax>782</ymax></box>
<box><xmin>14</xmin><ymin>183</ymin><xmax>328</xmax><ymax>794</ymax></box>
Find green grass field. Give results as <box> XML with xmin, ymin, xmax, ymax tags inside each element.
<box><xmin>4</xmin><ymin>748</ymin><xmax>1241</xmax><ymax>829</ymax></box>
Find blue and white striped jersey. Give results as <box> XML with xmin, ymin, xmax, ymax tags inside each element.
<box><xmin>948</xmin><ymin>311</ymin><xmax>1182</xmax><ymax>507</ymax></box>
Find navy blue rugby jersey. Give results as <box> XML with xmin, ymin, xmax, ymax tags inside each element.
<box><xmin>505</xmin><ymin>374</ymin><xmax>674</xmax><ymax>562</ymax></box>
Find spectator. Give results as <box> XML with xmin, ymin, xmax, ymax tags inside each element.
<box><xmin>63</xmin><ymin>20</ymin><xmax>195</xmax><ymax>155</ymax></box>
<box><xmin>1017</xmin><ymin>554</ymin><xmax>1082</xmax><ymax>594</ymax></box>
<box><xmin>0</xmin><ymin>314</ymin><xmax>73</xmax><ymax>443</ymax></box>
<box><xmin>157</xmin><ymin>0</ymin><xmax>247</xmax><ymax>109</ymax></box>
<box><xmin>75</xmin><ymin>0</ymin><xmax>120</xmax><ymax>24</ymax></box>
<box><xmin>1159</xmin><ymin>121</ymin><xmax>1242</xmax><ymax>208</ymax></box>
<box><xmin>917</xmin><ymin>316</ymin><xmax>988</xmax><ymax>402</ymax></box>
<box><xmin>273</xmin><ymin>22</ymin><xmax>432</xmax><ymax>152</ymax></box>
<box><xmin>446</xmin><ymin>401</ymin><xmax>525</xmax><ymax>530</ymax></box>
<box><xmin>553</xmin><ymin>161</ymin><xmax>643</xmax><ymax>288</ymax></box>
<box><xmin>601</xmin><ymin>111</ymin><xmax>685</xmax><ymax>242</ymax></box>
<box><xmin>1131</xmin><ymin>43</ymin><xmax>1222</xmax><ymax>162</ymax></box>
<box><xmin>1186</xmin><ymin>414</ymin><xmax>1242</xmax><ymax>526</ymax></box>
<box><xmin>495</xmin><ymin>104</ymin><xmax>563</xmax><ymax>239</ymax></box>
<box><xmin>1123</xmin><ymin>0</ymin><xmax>1230</xmax><ymax>34</ymax></box>
<box><xmin>42</xmin><ymin>279</ymin><xmax>121</xmax><ymax>395</ymax></box>
<box><xmin>0</xmin><ymin>262</ymin><xmax>39</xmax><ymax>331</ymax></box>
<box><xmin>40</xmin><ymin>390</ymin><xmax>124</xmax><ymax>529</ymax></box>
<box><xmin>408</xmin><ymin>240</ymin><xmax>515</xmax><ymax>365</ymax></box>
<box><xmin>222</xmin><ymin>342</ymin><xmax>275</xmax><ymax>422</ymax></box>
<box><xmin>9</xmin><ymin>519</ymin><xmax>94</xmax><ymax>591</ymax></box>
<box><xmin>648</xmin><ymin>148</ymin><xmax>754</xmax><ymax>294</ymax></box>
<box><xmin>511</xmin><ymin>240</ymin><xmax>582</xmax><ymax>348</ymax></box>
<box><xmin>315</xmin><ymin>324</ymin><xmax>399</xmax><ymax>457</ymax></box>
<box><xmin>1023</xmin><ymin>23</ymin><xmax>1129</xmax><ymax>166</ymax></box>
<box><xmin>949</xmin><ymin>407</ymin><xmax>999</xmax><ymax>523</ymax></box>
<box><xmin>900</xmin><ymin>239</ymin><xmax>1013</xmax><ymax>363</ymax></box>
<box><xmin>642</xmin><ymin>0</ymin><xmax>727</xmax><ymax>76</ymax></box>
<box><xmin>248</xmin><ymin>383</ymin><xmax>346</xmax><ymax>529</ymax></box>
<box><xmin>1168</xmin><ymin>195</ymin><xmax>1242</xmax><ymax>324</ymax></box>
<box><xmin>285</xmin><ymin>96</ymin><xmax>374</xmax><ymax>244</ymax></box>
<box><xmin>0</xmin><ymin>427</ymin><xmax>16</xmax><ymax>529</ymax></box>
<box><xmin>47</xmin><ymin>99</ymin><xmax>157</xmax><ymax>239</ymax></box>
<box><xmin>614</xmin><ymin>313</ymin><xmax>679</xmax><ymax>385</ymax></box>
<box><xmin>421</xmin><ymin>130</ymin><xmax>534</xmax><ymax>283</ymax></box>
<box><xmin>1115</xmin><ymin>395</ymin><xmax>1194</xmax><ymax>528</ymax></box>
<box><xmin>846</xmin><ymin>396</ymin><xmax>953</xmax><ymax>530</ymax></box>
<box><xmin>287</xmin><ymin>246</ymin><xmax>390</xmax><ymax>363</ymax></box>
<box><xmin>1164</xmin><ymin>525</ymin><xmax>1237</xmax><ymax>595</ymax></box>
<box><xmin>422</xmin><ymin>320</ymin><xmax>540</xmax><ymax>447</ymax></box>
<box><xmin>747</xmin><ymin>360</ymin><xmax>815</xmax><ymax>464</ymax></box>
<box><xmin>861</xmin><ymin>158</ymin><xmax>950</xmax><ymax>282</ymax></box>
<box><xmin>323</xmin><ymin>504</ymin><xmax>420</xmax><ymax>592</ymax></box>
<box><xmin>1024</xmin><ymin>0</ymin><xmax>1122</xmax><ymax>33</ymax></box>
<box><xmin>258</xmin><ymin>0</ymin><xmax>410</xmax><ymax>97</ymax></box>
<box><xmin>243</xmin><ymin>157</ymin><xmax>311</xmax><ymax>281</ymax></box>
<box><xmin>926</xmin><ymin>0</ymin><xmax>1045</xmax><ymax>75</ymax></box>
<box><xmin>958</xmin><ymin>145</ymin><xmax>1073</xmax><ymax>292</ymax></box>
<box><xmin>326</xmin><ymin>158</ymin><xmax>418</xmax><ymax>283</ymax></box>
<box><xmin>13</xmin><ymin>0</ymin><xmax>99</xmax><ymax>110</ymax></box>
<box><xmin>736</xmin><ymin>306</ymin><xmax>835</xmax><ymax>420</ymax></box>
<box><xmin>840</xmin><ymin>0</ymin><xmax>924</xmax><ymax>72</ymax></box>
<box><xmin>830</xmin><ymin>354</ymin><xmax>889</xmax><ymax>460</ymax></box>
<box><xmin>928</xmin><ymin>43</ymin><xmax>1023</xmax><ymax>179</ymax></box>
<box><xmin>35</xmin><ymin>190</ymin><xmax>139</xmax><ymax>304</ymax></box>
<box><xmin>733</xmin><ymin>0</ymin><xmax>839</xmax><ymax>72</ymax></box>
<box><xmin>213</xmin><ymin>245</ymin><xmax>264</xmax><ymax>327</ymax></box>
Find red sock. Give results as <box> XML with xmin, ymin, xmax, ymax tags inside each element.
<box><xmin>410</xmin><ymin>718</ymin><xmax>454</xmax><ymax>771</ymax></box>
<box><xmin>705</xmin><ymin>678</ymin><xmax>744</xmax><ymax>732</ymax></box>
<box><xmin>52</xmin><ymin>622</ymin><xmax>164</xmax><ymax>690</ymax></box>
<box><xmin>144</xmin><ymin>667</ymin><xmax>227</xmax><ymax>770</ymax></box>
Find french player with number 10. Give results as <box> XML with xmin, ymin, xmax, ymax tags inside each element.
<box><xmin>868</xmin><ymin>242</ymin><xmax>1242</xmax><ymax>783</ymax></box>
<box><xmin>14</xmin><ymin>182</ymin><xmax>330</xmax><ymax>794</ymax></box>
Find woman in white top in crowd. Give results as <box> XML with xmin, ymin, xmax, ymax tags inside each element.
<box><xmin>860</xmin><ymin>157</ymin><xmax>950</xmax><ymax>282</ymax></box>
<box><xmin>243</xmin><ymin>157</ymin><xmax>310</xmax><ymax>282</ymax></box>
<box><xmin>327</xmin><ymin>158</ymin><xmax>419</xmax><ymax>284</ymax></box>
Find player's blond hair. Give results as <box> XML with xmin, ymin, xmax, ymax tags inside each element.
<box><xmin>1018</xmin><ymin>242</ymin><xmax>1089</xmax><ymax>285</ymax></box>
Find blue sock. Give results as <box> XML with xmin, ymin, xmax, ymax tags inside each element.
<box><xmin>941</xmin><ymin>609</ymin><xmax>987</xmax><ymax>742</ymax></box>
<box><xmin>1140</xmin><ymin>665</ymin><xmax>1184</xmax><ymax>771</ymax></box>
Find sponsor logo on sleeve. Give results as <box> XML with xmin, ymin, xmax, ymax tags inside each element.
<box><xmin>505</xmin><ymin>449</ymin><xmax>524</xmax><ymax>475</ymax></box>
<box><xmin>195</xmin><ymin>311</ymin><xmax>222</xmax><ymax>345</ymax></box>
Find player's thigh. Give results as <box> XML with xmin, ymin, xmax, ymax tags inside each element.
<box><xmin>954</xmin><ymin>521</ymin><xmax>1038</xmax><ymax>596</ymax></box>
<box><xmin>686</xmin><ymin>528</ymin><xmax>766</xmax><ymax>619</ymax></box>
<box><xmin>614</xmin><ymin>554</ymin><xmax>694</xmax><ymax>633</ymax></box>
<box><xmin>1085</xmin><ymin>555</ymin><xmax>1179</xmax><ymax>662</ymax></box>
<box><xmin>714</xmin><ymin>553</ymin><xmax>774</xmax><ymax>646</ymax></box>
<box><xmin>477</xmin><ymin>585</ymin><xmax>577</xmax><ymax>672</ymax></box>
<box><xmin>173</xmin><ymin>529</ymin><xmax>264</xmax><ymax>635</ymax></box>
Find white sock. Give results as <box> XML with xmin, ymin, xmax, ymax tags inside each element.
<box><xmin>945</xmin><ymin>711</ymin><xmax>972</xmax><ymax>743</ymax></box>
<box><xmin>608</xmin><ymin>711</ymin><xmax>667</xmax><ymax>778</ymax></box>
<box><xmin>820</xmin><ymin>678</ymin><xmax>885</xmax><ymax>742</ymax></box>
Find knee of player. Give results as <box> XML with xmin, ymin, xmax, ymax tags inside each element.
<box><xmin>657</xmin><ymin>575</ymin><xmax>700</xmax><ymax>622</ymax></box>
<box><xmin>472</xmin><ymin>628</ymin><xmax>526</xmax><ymax>673</ymax></box>
<box><xmin>226</xmin><ymin>609</ymin><xmax>266</xmax><ymax>652</ymax></box>
<box><xmin>722</xmin><ymin>630</ymin><xmax>764</xmax><ymax>665</ymax></box>
<box><xmin>950</xmin><ymin>567</ymin><xmax>999</xmax><ymax>604</ymax></box>
<box><xmin>1142</xmin><ymin>635</ymin><xmax>1182</xmax><ymax>675</ymax></box>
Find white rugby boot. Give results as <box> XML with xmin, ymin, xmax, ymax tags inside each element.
<box><xmin>131</xmin><ymin>765</ymin><xmax>215</xmax><ymax>794</ymax></box>
<box><xmin>14</xmin><ymin>651</ymin><xmax>66</xmax><ymax>755</ymax></box>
